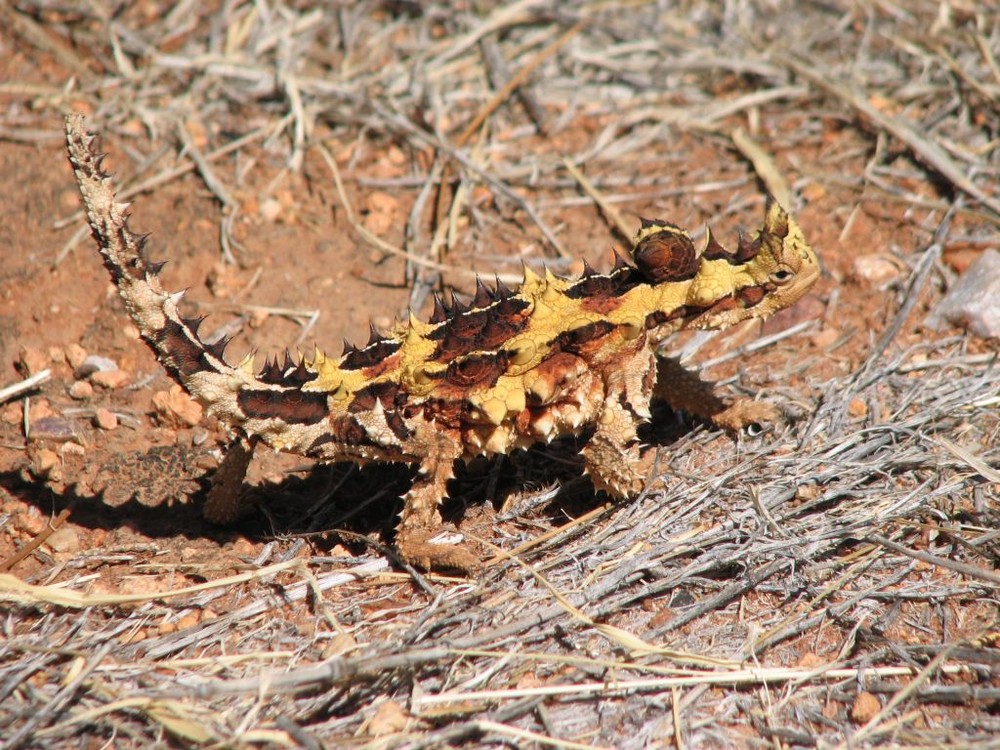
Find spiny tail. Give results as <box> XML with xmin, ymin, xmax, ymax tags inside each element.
<box><xmin>65</xmin><ymin>113</ymin><xmax>256</xmax><ymax>425</ymax></box>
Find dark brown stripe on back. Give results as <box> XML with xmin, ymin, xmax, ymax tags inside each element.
<box><xmin>154</xmin><ymin>318</ymin><xmax>209</xmax><ymax>377</ymax></box>
<box><xmin>348</xmin><ymin>380</ymin><xmax>402</xmax><ymax>413</ymax></box>
<box><xmin>429</xmin><ymin>297</ymin><xmax>530</xmax><ymax>361</ymax></box>
<box><xmin>645</xmin><ymin>303</ymin><xmax>713</xmax><ymax>329</ymax></box>
<box><xmin>551</xmin><ymin>320</ymin><xmax>616</xmax><ymax>355</ymax></box>
<box><xmin>340</xmin><ymin>339</ymin><xmax>402</xmax><ymax>370</ymax></box>
<box><xmin>333</xmin><ymin>415</ymin><xmax>370</xmax><ymax>443</ymax></box>
<box><xmin>446</xmin><ymin>350</ymin><xmax>513</xmax><ymax>388</ymax></box>
<box><xmin>238</xmin><ymin>387</ymin><xmax>328</xmax><ymax>425</ymax></box>
<box><xmin>564</xmin><ymin>266</ymin><xmax>641</xmax><ymax>300</ymax></box>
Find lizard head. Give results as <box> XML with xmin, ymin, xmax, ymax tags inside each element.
<box><xmin>634</xmin><ymin>199</ymin><xmax>820</xmax><ymax>335</ymax></box>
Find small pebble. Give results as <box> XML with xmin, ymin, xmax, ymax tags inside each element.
<box><xmin>367</xmin><ymin>700</ymin><xmax>409</xmax><ymax>737</ymax></box>
<box><xmin>925</xmin><ymin>248</ymin><xmax>1000</xmax><ymax>338</ymax></box>
<box><xmin>852</xmin><ymin>254</ymin><xmax>900</xmax><ymax>284</ymax></box>
<box><xmin>796</xmin><ymin>652</ymin><xmax>825</xmax><ymax>668</ymax></box>
<box><xmin>361</xmin><ymin>191</ymin><xmax>399</xmax><ymax>236</ymax></box>
<box><xmin>91</xmin><ymin>369</ymin><xmax>130</xmax><ymax>389</ymax></box>
<box><xmin>249</xmin><ymin>309</ymin><xmax>270</xmax><ymax>328</ymax></box>
<box><xmin>65</xmin><ymin>343</ymin><xmax>88</xmax><ymax>369</ymax></box>
<box><xmin>848</xmin><ymin>397</ymin><xmax>868</xmax><ymax>419</ymax></box>
<box><xmin>259</xmin><ymin>197</ymin><xmax>283</xmax><ymax>223</ymax></box>
<box><xmin>68</xmin><ymin>380</ymin><xmax>95</xmax><ymax>400</ymax></box>
<box><xmin>230</xmin><ymin>539</ymin><xmax>257</xmax><ymax>556</ymax></box>
<box><xmin>118</xmin><ymin>629</ymin><xmax>148</xmax><ymax>645</ymax></box>
<box><xmin>850</xmin><ymin>691</ymin><xmax>881</xmax><ymax>724</ymax></box>
<box><xmin>17</xmin><ymin>506</ymin><xmax>47</xmax><ymax>535</ymax></box>
<box><xmin>61</xmin><ymin>442</ymin><xmax>86</xmax><ymax>457</ymax></box>
<box><xmin>810</xmin><ymin>327</ymin><xmax>839</xmax><ymax>348</ymax></box>
<box><xmin>152</xmin><ymin>384</ymin><xmax>203</xmax><ymax>427</ymax></box>
<box><xmin>29</xmin><ymin>416</ymin><xmax>80</xmax><ymax>442</ymax></box>
<box><xmin>75</xmin><ymin>354</ymin><xmax>118</xmax><ymax>379</ymax></box>
<box><xmin>176</xmin><ymin>613</ymin><xmax>200</xmax><ymax>630</ymax></box>
<box><xmin>34</xmin><ymin>448</ymin><xmax>61</xmax><ymax>476</ymax></box>
<box><xmin>18</xmin><ymin>346</ymin><xmax>49</xmax><ymax>376</ymax></box>
<box><xmin>94</xmin><ymin>408</ymin><xmax>118</xmax><ymax>431</ymax></box>
<box><xmin>943</xmin><ymin>247</ymin><xmax>980</xmax><ymax>275</ymax></box>
<box><xmin>30</xmin><ymin>399</ymin><xmax>54</xmax><ymax>420</ymax></box>
<box><xmin>46</xmin><ymin>526</ymin><xmax>81</xmax><ymax>553</ymax></box>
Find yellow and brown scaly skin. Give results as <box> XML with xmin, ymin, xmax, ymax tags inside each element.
<box><xmin>66</xmin><ymin>113</ymin><xmax>820</xmax><ymax>571</ymax></box>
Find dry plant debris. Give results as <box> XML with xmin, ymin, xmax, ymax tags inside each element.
<box><xmin>0</xmin><ymin>1</ymin><xmax>998</xmax><ymax>748</ymax></box>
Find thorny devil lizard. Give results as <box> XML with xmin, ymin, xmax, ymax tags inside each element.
<box><xmin>65</xmin><ymin>113</ymin><xmax>820</xmax><ymax>572</ymax></box>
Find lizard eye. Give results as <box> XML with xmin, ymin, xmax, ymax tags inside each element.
<box><xmin>770</xmin><ymin>265</ymin><xmax>795</xmax><ymax>284</ymax></box>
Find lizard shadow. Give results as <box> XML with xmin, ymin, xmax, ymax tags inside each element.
<box><xmin>0</xmin><ymin>403</ymin><xmax>702</xmax><ymax>557</ymax></box>
<box><xmin>254</xmin><ymin>400</ymin><xmax>706</xmax><ymax>556</ymax></box>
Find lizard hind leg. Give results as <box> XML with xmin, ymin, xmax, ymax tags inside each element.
<box><xmin>393</xmin><ymin>424</ymin><xmax>480</xmax><ymax>573</ymax></box>
<box><xmin>202</xmin><ymin>436</ymin><xmax>257</xmax><ymax>523</ymax></box>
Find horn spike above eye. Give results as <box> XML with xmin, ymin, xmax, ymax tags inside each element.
<box><xmin>581</xmin><ymin>259</ymin><xmax>597</xmax><ymax>278</ymax></box>
<box><xmin>342</xmin><ymin>338</ymin><xmax>357</xmax><ymax>356</ymax></box>
<box><xmin>735</xmin><ymin>229</ymin><xmax>758</xmax><ymax>262</ymax></box>
<box><xmin>763</xmin><ymin>197</ymin><xmax>790</xmax><ymax>239</ymax></box>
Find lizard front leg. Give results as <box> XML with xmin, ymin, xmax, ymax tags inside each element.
<box><xmin>653</xmin><ymin>355</ymin><xmax>779</xmax><ymax>433</ymax></box>
<box><xmin>580</xmin><ymin>353</ymin><xmax>656</xmax><ymax>499</ymax></box>
<box><xmin>202</xmin><ymin>436</ymin><xmax>257</xmax><ymax>523</ymax></box>
<box><xmin>394</xmin><ymin>422</ymin><xmax>479</xmax><ymax>573</ymax></box>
